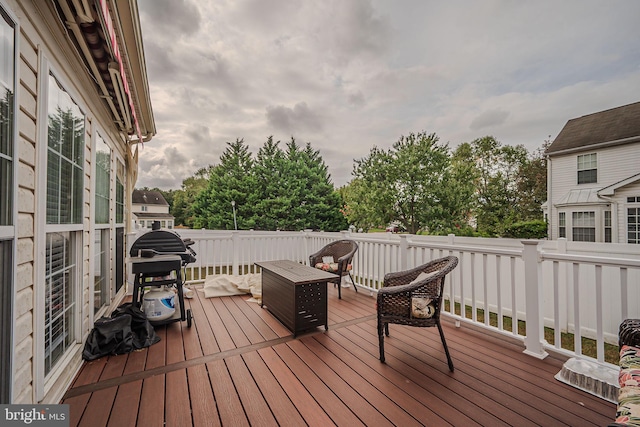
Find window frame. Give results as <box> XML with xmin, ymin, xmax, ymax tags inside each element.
<box><xmin>577</xmin><ymin>153</ymin><xmax>597</xmax><ymax>185</ymax></box>
<box><xmin>0</xmin><ymin>1</ymin><xmax>18</xmax><ymax>404</ymax></box>
<box><xmin>628</xmin><ymin>198</ymin><xmax>640</xmax><ymax>244</ymax></box>
<box><xmin>572</xmin><ymin>211</ymin><xmax>596</xmax><ymax>242</ymax></box>
<box><xmin>92</xmin><ymin>132</ymin><xmax>112</xmax><ymax>316</ymax></box>
<box><xmin>35</xmin><ymin>63</ymin><xmax>86</xmax><ymax>400</ymax></box>
<box><xmin>558</xmin><ymin>212</ymin><xmax>566</xmax><ymax>239</ymax></box>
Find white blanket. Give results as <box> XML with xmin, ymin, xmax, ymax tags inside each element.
<box><xmin>200</xmin><ymin>274</ymin><xmax>262</xmax><ymax>302</ymax></box>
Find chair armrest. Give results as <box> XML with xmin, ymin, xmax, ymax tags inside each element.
<box><xmin>620</xmin><ymin>319</ymin><xmax>640</xmax><ymax>347</ymax></box>
<box><xmin>378</xmin><ymin>281</ymin><xmax>432</xmax><ymax>296</ymax></box>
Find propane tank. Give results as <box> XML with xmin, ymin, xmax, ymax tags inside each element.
<box><xmin>142</xmin><ymin>286</ymin><xmax>176</xmax><ymax>321</ymax></box>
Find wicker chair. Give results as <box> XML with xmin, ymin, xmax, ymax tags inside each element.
<box><xmin>309</xmin><ymin>240</ymin><xmax>358</xmax><ymax>299</ymax></box>
<box><xmin>377</xmin><ymin>256</ymin><xmax>459</xmax><ymax>371</ymax></box>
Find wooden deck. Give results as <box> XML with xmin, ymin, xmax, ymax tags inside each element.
<box><xmin>62</xmin><ymin>284</ymin><xmax>615</xmax><ymax>426</ymax></box>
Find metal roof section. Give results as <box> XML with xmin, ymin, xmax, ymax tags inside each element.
<box><xmin>554</xmin><ymin>188</ymin><xmax>607</xmax><ymax>207</ymax></box>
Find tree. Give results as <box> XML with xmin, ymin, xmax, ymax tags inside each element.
<box><xmin>171</xmin><ymin>166</ymin><xmax>212</xmax><ymax>227</ymax></box>
<box><xmin>192</xmin><ymin>139</ymin><xmax>257</xmax><ymax>229</ymax></box>
<box><xmin>191</xmin><ymin>137</ymin><xmax>347</xmax><ymax>231</ymax></box>
<box><xmin>352</xmin><ymin>132</ymin><xmax>457</xmax><ymax>234</ymax></box>
<box><xmin>470</xmin><ymin>136</ymin><xmax>529</xmax><ymax>236</ymax></box>
<box><xmin>282</xmin><ymin>139</ymin><xmax>347</xmax><ymax>231</ymax></box>
<box><xmin>514</xmin><ymin>141</ymin><xmax>548</xmax><ymax>221</ymax></box>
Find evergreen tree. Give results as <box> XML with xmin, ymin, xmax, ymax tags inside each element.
<box><xmin>192</xmin><ymin>139</ymin><xmax>257</xmax><ymax>229</ymax></box>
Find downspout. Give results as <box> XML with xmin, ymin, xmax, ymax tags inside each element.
<box><xmin>546</xmin><ymin>154</ymin><xmax>552</xmax><ymax>239</ymax></box>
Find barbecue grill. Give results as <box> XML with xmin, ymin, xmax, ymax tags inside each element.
<box><xmin>128</xmin><ymin>225</ymin><xmax>197</xmax><ymax>327</ymax></box>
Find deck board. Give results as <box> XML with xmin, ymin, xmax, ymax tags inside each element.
<box><xmin>62</xmin><ymin>284</ymin><xmax>616</xmax><ymax>426</ymax></box>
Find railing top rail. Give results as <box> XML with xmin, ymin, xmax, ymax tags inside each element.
<box><xmin>540</xmin><ymin>251</ymin><xmax>640</xmax><ymax>268</ymax></box>
<box><xmin>406</xmin><ymin>239</ymin><xmax>523</xmax><ymax>258</ymax></box>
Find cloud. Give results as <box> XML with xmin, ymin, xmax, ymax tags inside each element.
<box><xmin>265</xmin><ymin>103</ymin><xmax>324</xmax><ymax>133</ymax></box>
<box><xmin>470</xmin><ymin>109</ymin><xmax>510</xmax><ymax>131</ymax></box>
<box><xmin>134</xmin><ymin>0</ymin><xmax>640</xmax><ymax>190</ymax></box>
<box><xmin>138</xmin><ymin>0</ymin><xmax>201</xmax><ymax>37</ymax></box>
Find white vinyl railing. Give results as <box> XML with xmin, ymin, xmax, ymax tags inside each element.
<box><xmin>128</xmin><ymin>229</ymin><xmax>640</xmax><ymax>366</ymax></box>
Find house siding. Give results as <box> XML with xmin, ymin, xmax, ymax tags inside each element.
<box><xmin>548</xmin><ymin>142</ymin><xmax>640</xmax><ymax>241</ymax></box>
<box><xmin>616</xmin><ymin>184</ymin><xmax>640</xmax><ymax>243</ymax></box>
<box><xmin>14</xmin><ymin>15</ymin><xmax>38</xmax><ymax>403</ymax></box>
<box><xmin>3</xmin><ymin>0</ymin><xmax>152</xmax><ymax>404</ymax></box>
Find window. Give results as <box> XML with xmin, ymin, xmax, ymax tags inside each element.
<box><xmin>604</xmin><ymin>211</ymin><xmax>612</xmax><ymax>243</ymax></box>
<box><xmin>47</xmin><ymin>75</ymin><xmax>84</xmax><ymax>224</ymax></box>
<box><xmin>45</xmin><ymin>74</ymin><xmax>84</xmax><ymax>375</ymax></box>
<box><xmin>558</xmin><ymin>212</ymin><xmax>566</xmax><ymax>238</ymax></box>
<box><xmin>629</xmin><ymin>207</ymin><xmax>640</xmax><ymax>244</ymax></box>
<box><xmin>94</xmin><ymin>135</ymin><xmax>111</xmax><ymax>313</ymax></box>
<box><xmin>141</xmin><ymin>205</ymin><xmax>148</xmax><ymax>212</ymax></box>
<box><xmin>577</xmin><ymin>153</ymin><xmax>597</xmax><ymax>184</ymax></box>
<box><xmin>0</xmin><ymin>5</ymin><xmax>16</xmax><ymax>404</ymax></box>
<box><xmin>44</xmin><ymin>233</ymin><xmax>77</xmax><ymax>375</ymax></box>
<box><xmin>93</xmin><ymin>229</ymin><xmax>109</xmax><ymax>314</ymax></box>
<box><xmin>0</xmin><ymin>6</ymin><xmax>14</xmax><ymax>227</ymax></box>
<box><xmin>572</xmin><ymin>211</ymin><xmax>595</xmax><ymax>242</ymax></box>
<box><xmin>95</xmin><ymin>135</ymin><xmax>110</xmax><ymax>224</ymax></box>
<box><xmin>116</xmin><ymin>160</ymin><xmax>125</xmax><ymax>224</ymax></box>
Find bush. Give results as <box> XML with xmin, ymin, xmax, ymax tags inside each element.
<box><xmin>503</xmin><ymin>220</ymin><xmax>547</xmax><ymax>239</ymax></box>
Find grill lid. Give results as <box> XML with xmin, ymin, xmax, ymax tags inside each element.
<box><xmin>129</xmin><ymin>229</ymin><xmax>196</xmax><ymax>264</ymax></box>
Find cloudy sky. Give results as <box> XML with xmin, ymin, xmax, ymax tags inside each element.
<box><xmin>135</xmin><ymin>0</ymin><xmax>640</xmax><ymax>190</ymax></box>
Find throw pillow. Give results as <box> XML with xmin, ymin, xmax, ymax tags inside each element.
<box><xmin>409</xmin><ymin>270</ymin><xmax>439</xmax><ymax>285</ymax></box>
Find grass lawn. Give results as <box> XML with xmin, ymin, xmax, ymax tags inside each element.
<box><xmin>445</xmin><ymin>300</ymin><xmax>619</xmax><ymax>364</ymax></box>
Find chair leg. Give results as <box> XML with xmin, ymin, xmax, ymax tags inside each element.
<box><xmin>437</xmin><ymin>321</ymin><xmax>454</xmax><ymax>372</ymax></box>
<box><xmin>348</xmin><ymin>272</ymin><xmax>358</xmax><ymax>292</ymax></box>
<box><xmin>378</xmin><ymin>321</ymin><xmax>386</xmax><ymax>362</ymax></box>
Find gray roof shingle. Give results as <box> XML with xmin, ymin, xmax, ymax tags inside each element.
<box><xmin>132</xmin><ymin>189</ymin><xmax>169</xmax><ymax>206</ymax></box>
<box><xmin>546</xmin><ymin>101</ymin><xmax>640</xmax><ymax>155</ymax></box>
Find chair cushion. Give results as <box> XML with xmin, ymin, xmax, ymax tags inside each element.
<box><xmin>409</xmin><ymin>270</ymin><xmax>439</xmax><ymax>285</ymax></box>
<box><xmin>615</xmin><ymin>345</ymin><xmax>640</xmax><ymax>426</ymax></box>
<box><xmin>411</xmin><ymin>296</ymin><xmax>436</xmax><ymax>318</ymax></box>
<box><xmin>315</xmin><ymin>262</ymin><xmax>352</xmax><ymax>273</ymax></box>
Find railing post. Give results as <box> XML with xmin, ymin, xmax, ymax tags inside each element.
<box><xmin>399</xmin><ymin>235</ymin><xmax>409</xmax><ymax>271</ymax></box>
<box><xmin>232</xmin><ymin>231</ymin><xmax>240</xmax><ymax>276</ymax></box>
<box><xmin>522</xmin><ymin>240</ymin><xmax>548</xmax><ymax>359</ymax></box>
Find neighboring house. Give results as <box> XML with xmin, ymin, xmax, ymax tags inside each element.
<box><xmin>0</xmin><ymin>0</ymin><xmax>155</xmax><ymax>404</ymax></box>
<box><xmin>543</xmin><ymin>102</ymin><xmax>640</xmax><ymax>243</ymax></box>
<box><xmin>132</xmin><ymin>189</ymin><xmax>174</xmax><ymax>229</ymax></box>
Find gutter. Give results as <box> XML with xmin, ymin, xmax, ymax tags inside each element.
<box><xmin>545</xmin><ymin>135</ymin><xmax>640</xmax><ymax>157</ymax></box>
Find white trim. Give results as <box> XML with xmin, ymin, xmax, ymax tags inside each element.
<box><xmin>546</xmin><ymin>135</ymin><xmax>640</xmax><ymax>157</ymax></box>
<box><xmin>35</xmin><ymin>57</ymin><xmax>89</xmax><ymax>401</ymax></box>
<box><xmin>34</xmin><ymin>50</ymin><xmax>48</xmax><ymax>402</ymax></box>
<box><xmin>598</xmin><ymin>172</ymin><xmax>640</xmax><ymax>197</ymax></box>
<box><xmin>0</xmin><ymin>0</ymin><xmax>19</xmax><ymax>404</ymax></box>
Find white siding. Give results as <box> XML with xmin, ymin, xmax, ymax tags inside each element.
<box><xmin>6</xmin><ymin>0</ymin><xmax>140</xmax><ymax>404</ymax></box>
<box><xmin>548</xmin><ymin>142</ymin><xmax>640</xmax><ymax>241</ymax></box>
